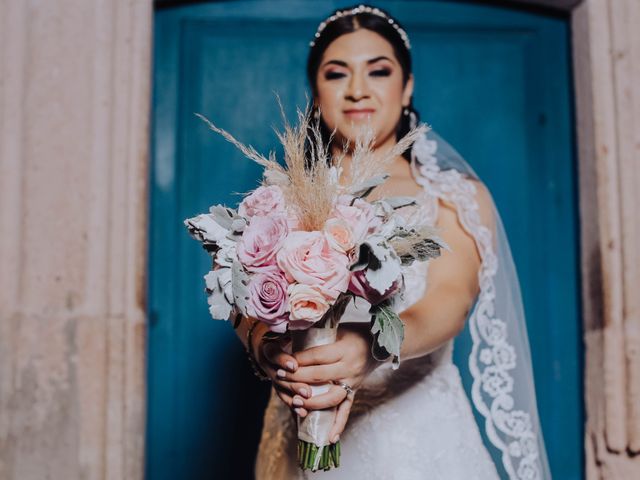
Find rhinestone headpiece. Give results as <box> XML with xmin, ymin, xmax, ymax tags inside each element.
<box><xmin>309</xmin><ymin>4</ymin><xmax>411</xmax><ymax>50</ymax></box>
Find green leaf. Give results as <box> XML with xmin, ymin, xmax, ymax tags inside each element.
<box><xmin>370</xmin><ymin>304</ymin><xmax>404</xmax><ymax>369</ymax></box>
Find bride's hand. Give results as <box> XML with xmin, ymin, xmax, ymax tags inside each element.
<box><xmin>279</xmin><ymin>323</ymin><xmax>380</xmax><ymax>443</ymax></box>
<box><xmin>252</xmin><ymin>326</ymin><xmax>313</xmax><ymax>416</ymax></box>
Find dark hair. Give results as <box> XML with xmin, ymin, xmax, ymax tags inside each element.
<box><xmin>305</xmin><ymin>3</ymin><xmax>420</xmax><ymax>162</ymax></box>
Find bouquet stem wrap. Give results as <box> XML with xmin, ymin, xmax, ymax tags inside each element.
<box><xmin>291</xmin><ymin>296</ymin><xmax>349</xmax><ymax>471</ymax></box>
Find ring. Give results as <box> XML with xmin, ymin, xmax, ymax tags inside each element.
<box><xmin>335</xmin><ymin>381</ymin><xmax>354</xmax><ymax>396</ymax></box>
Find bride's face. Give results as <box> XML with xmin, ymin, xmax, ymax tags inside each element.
<box><xmin>314</xmin><ymin>28</ymin><xmax>414</xmax><ymax>150</ymax></box>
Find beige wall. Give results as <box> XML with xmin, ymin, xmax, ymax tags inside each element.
<box><xmin>0</xmin><ymin>0</ymin><xmax>638</xmax><ymax>479</ymax></box>
<box><xmin>0</xmin><ymin>0</ymin><xmax>151</xmax><ymax>478</ymax></box>
<box><xmin>572</xmin><ymin>0</ymin><xmax>640</xmax><ymax>477</ymax></box>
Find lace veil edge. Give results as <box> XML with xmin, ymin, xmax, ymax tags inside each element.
<box><xmin>410</xmin><ymin>126</ymin><xmax>552</xmax><ymax>480</ymax></box>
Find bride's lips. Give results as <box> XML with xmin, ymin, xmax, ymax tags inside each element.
<box><xmin>343</xmin><ymin>108</ymin><xmax>375</xmax><ymax>120</ymax></box>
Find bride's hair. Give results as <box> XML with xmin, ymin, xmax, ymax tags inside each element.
<box><xmin>305</xmin><ymin>4</ymin><xmax>420</xmax><ymax>162</ymax></box>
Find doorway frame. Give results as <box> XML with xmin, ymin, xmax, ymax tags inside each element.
<box><xmin>96</xmin><ymin>0</ymin><xmax>640</xmax><ymax>477</ymax></box>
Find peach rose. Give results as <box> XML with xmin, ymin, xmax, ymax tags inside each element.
<box><xmin>287</xmin><ymin>284</ymin><xmax>330</xmax><ymax>330</ymax></box>
<box><xmin>276</xmin><ymin>231</ymin><xmax>350</xmax><ymax>301</ymax></box>
<box><xmin>323</xmin><ymin>218</ymin><xmax>355</xmax><ymax>254</ymax></box>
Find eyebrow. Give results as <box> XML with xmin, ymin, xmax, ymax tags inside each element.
<box><xmin>320</xmin><ymin>55</ymin><xmax>395</xmax><ymax>69</ymax></box>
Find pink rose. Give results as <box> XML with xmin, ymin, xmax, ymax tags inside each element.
<box><xmin>333</xmin><ymin>195</ymin><xmax>380</xmax><ymax>242</ymax></box>
<box><xmin>239</xmin><ymin>185</ymin><xmax>286</xmax><ymax>218</ymax></box>
<box><xmin>276</xmin><ymin>231</ymin><xmax>350</xmax><ymax>300</ymax></box>
<box><xmin>248</xmin><ymin>270</ymin><xmax>289</xmax><ymax>333</ymax></box>
<box><xmin>237</xmin><ymin>214</ymin><xmax>288</xmax><ymax>272</ymax></box>
<box><xmin>287</xmin><ymin>284</ymin><xmax>330</xmax><ymax>330</ymax></box>
<box><xmin>348</xmin><ymin>269</ymin><xmax>403</xmax><ymax>306</ymax></box>
<box><xmin>323</xmin><ymin>218</ymin><xmax>355</xmax><ymax>254</ymax></box>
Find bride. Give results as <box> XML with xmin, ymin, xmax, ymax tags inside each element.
<box><xmin>235</xmin><ymin>4</ymin><xmax>551</xmax><ymax>479</ymax></box>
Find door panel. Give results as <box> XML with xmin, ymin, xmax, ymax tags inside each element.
<box><xmin>149</xmin><ymin>1</ymin><xmax>581</xmax><ymax>478</ymax></box>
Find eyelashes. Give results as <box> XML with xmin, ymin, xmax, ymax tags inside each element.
<box><xmin>370</xmin><ymin>69</ymin><xmax>392</xmax><ymax>77</ymax></box>
<box><xmin>324</xmin><ymin>71</ymin><xmax>345</xmax><ymax>80</ymax></box>
<box><xmin>323</xmin><ymin>69</ymin><xmax>392</xmax><ymax>80</ymax></box>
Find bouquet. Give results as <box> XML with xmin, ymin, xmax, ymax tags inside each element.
<box><xmin>184</xmin><ymin>98</ymin><xmax>448</xmax><ymax>472</ymax></box>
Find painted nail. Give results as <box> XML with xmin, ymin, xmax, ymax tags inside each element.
<box><xmin>286</xmin><ymin>360</ymin><xmax>296</xmax><ymax>371</ymax></box>
<box><xmin>276</xmin><ymin>369</ymin><xmax>286</xmax><ymax>378</ymax></box>
<box><xmin>299</xmin><ymin>388</ymin><xmax>309</xmax><ymax>398</ymax></box>
<box><xmin>294</xmin><ymin>408</ymin><xmax>304</xmax><ymax>416</ymax></box>
<box><xmin>292</xmin><ymin>397</ymin><xmax>304</xmax><ymax>407</ymax></box>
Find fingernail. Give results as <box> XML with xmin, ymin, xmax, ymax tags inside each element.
<box><xmin>332</xmin><ymin>435</ymin><xmax>340</xmax><ymax>443</ymax></box>
<box><xmin>276</xmin><ymin>369</ymin><xmax>286</xmax><ymax>378</ymax></box>
<box><xmin>292</xmin><ymin>397</ymin><xmax>304</xmax><ymax>407</ymax></box>
<box><xmin>294</xmin><ymin>408</ymin><xmax>304</xmax><ymax>416</ymax></box>
<box><xmin>286</xmin><ymin>361</ymin><xmax>296</xmax><ymax>371</ymax></box>
<box><xmin>299</xmin><ymin>388</ymin><xmax>309</xmax><ymax>398</ymax></box>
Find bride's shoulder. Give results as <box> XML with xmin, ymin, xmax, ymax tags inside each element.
<box><xmin>468</xmin><ymin>178</ymin><xmax>497</xmax><ymax>233</ymax></box>
<box><xmin>436</xmin><ymin>176</ymin><xmax>496</xmax><ymax>234</ymax></box>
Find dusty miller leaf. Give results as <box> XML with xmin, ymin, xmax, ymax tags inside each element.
<box><xmin>210</xmin><ymin>205</ymin><xmax>234</xmax><ymax>229</ymax></box>
<box><xmin>231</xmin><ymin>260</ymin><xmax>251</xmax><ymax>317</ymax></box>
<box><xmin>350</xmin><ymin>237</ymin><xmax>402</xmax><ymax>293</ymax></box>
<box><xmin>184</xmin><ymin>213</ymin><xmax>229</xmax><ymax>254</ymax></box>
<box><xmin>230</xmin><ymin>217</ymin><xmax>247</xmax><ymax>234</ymax></box>
<box><xmin>389</xmin><ymin>225</ymin><xmax>450</xmax><ymax>266</ymax></box>
<box><xmin>204</xmin><ymin>269</ymin><xmax>233</xmax><ymax>320</ymax></box>
<box><xmin>364</xmin><ymin>238</ymin><xmax>402</xmax><ymax>294</ymax></box>
<box><xmin>370</xmin><ymin>303</ymin><xmax>404</xmax><ymax>369</ymax></box>
<box><xmin>348</xmin><ymin>174</ymin><xmax>389</xmax><ymax>199</ymax></box>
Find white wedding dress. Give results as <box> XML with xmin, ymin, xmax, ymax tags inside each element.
<box><xmin>255</xmin><ymin>184</ymin><xmax>501</xmax><ymax>480</ymax></box>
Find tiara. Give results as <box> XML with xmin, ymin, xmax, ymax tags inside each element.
<box><xmin>309</xmin><ymin>4</ymin><xmax>411</xmax><ymax>50</ymax></box>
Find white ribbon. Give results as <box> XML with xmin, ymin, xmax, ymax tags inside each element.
<box><xmin>292</xmin><ymin>324</ymin><xmax>339</xmax><ymax>470</ymax></box>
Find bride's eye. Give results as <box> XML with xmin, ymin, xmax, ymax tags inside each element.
<box><xmin>370</xmin><ymin>68</ymin><xmax>391</xmax><ymax>77</ymax></box>
<box><xmin>324</xmin><ymin>71</ymin><xmax>346</xmax><ymax>80</ymax></box>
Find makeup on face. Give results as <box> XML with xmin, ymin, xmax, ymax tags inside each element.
<box><xmin>314</xmin><ymin>29</ymin><xmax>411</xmax><ymax>149</ymax></box>
<box><xmin>322</xmin><ymin>57</ymin><xmax>395</xmax><ymax>123</ymax></box>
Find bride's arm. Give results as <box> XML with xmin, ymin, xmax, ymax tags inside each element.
<box><xmin>398</xmin><ymin>180</ymin><xmax>495</xmax><ymax>360</ymax></box>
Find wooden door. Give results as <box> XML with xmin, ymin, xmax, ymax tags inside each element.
<box><xmin>148</xmin><ymin>1</ymin><xmax>581</xmax><ymax>478</ymax></box>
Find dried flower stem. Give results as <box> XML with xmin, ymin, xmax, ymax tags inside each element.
<box><xmin>196</xmin><ymin>93</ymin><xmax>430</xmax><ymax>232</ymax></box>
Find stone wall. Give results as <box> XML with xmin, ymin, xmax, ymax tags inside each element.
<box><xmin>572</xmin><ymin>0</ymin><xmax>640</xmax><ymax>478</ymax></box>
<box><xmin>0</xmin><ymin>1</ymin><xmax>151</xmax><ymax>478</ymax></box>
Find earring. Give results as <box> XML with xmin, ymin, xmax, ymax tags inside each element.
<box><xmin>403</xmin><ymin>107</ymin><xmax>409</xmax><ymax>116</ymax></box>
<box><xmin>409</xmin><ymin>111</ymin><xmax>417</xmax><ymax>129</ymax></box>
<box><xmin>313</xmin><ymin>107</ymin><xmax>321</xmax><ymax>121</ymax></box>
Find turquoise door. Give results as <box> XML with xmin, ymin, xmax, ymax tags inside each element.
<box><xmin>148</xmin><ymin>1</ymin><xmax>581</xmax><ymax>478</ymax></box>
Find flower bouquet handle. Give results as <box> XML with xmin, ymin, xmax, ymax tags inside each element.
<box><xmin>291</xmin><ymin>294</ymin><xmax>350</xmax><ymax>471</ymax></box>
